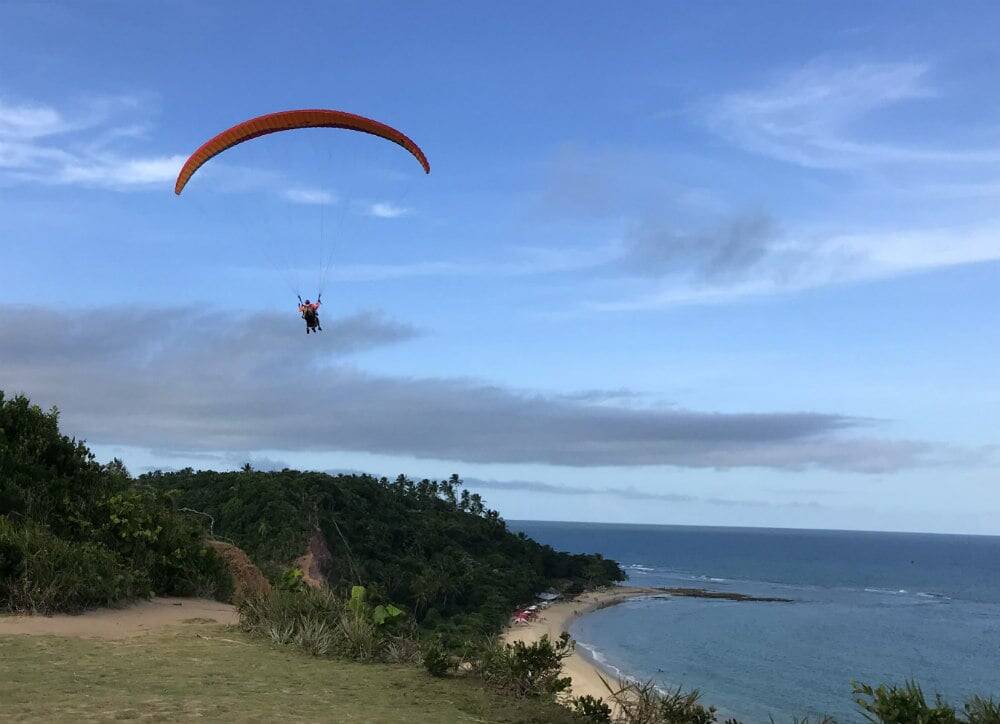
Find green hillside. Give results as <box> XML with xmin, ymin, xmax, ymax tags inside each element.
<box><xmin>0</xmin><ymin>392</ymin><xmax>230</xmax><ymax>613</ymax></box>
<box><xmin>143</xmin><ymin>467</ymin><xmax>624</xmax><ymax>643</ymax></box>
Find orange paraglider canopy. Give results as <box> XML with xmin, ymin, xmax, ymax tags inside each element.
<box><xmin>174</xmin><ymin>108</ymin><xmax>430</xmax><ymax>194</ymax></box>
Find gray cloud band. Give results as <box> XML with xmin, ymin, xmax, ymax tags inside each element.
<box><xmin>1</xmin><ymin>306</ymin><xmax>936</xmax><ymax>472</ymax></box>
<box><xmin>462</xmin><ymin>477</ymin><xmax>827</xmax><ymax>509</ymax></box>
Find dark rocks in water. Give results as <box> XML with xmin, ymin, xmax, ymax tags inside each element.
<box><xmin>653</xmin><ymin>587</ymin><xmax>793</xmax><ymax>603</ymax></box>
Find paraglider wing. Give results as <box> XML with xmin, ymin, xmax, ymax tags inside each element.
<box><xmin>174</xmin><ymin>109</ymin><xmax>430</xmax><ymax>194</ymax></box>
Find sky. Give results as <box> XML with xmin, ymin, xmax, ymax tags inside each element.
<box><xmin>2</xmin><ymin>1</ymin><xmax>999</xmax><ymax>534</ymax></box>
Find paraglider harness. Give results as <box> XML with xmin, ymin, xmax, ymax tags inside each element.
<box><xmin>298</xmin><ymin>294</ymin><xmax>322</xmax><ymax>334</ymax></box>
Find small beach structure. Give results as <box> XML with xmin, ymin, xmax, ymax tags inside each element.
<box><xmin>512</xmin><ymin>605</ymin><xmax>541</xmax><ymax>624</ymax></box>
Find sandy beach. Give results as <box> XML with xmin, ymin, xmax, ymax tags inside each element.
<box><xmin>503</xmin><ymin>586</ymin><xmax>661</xmax><ymax>705</ymax></box>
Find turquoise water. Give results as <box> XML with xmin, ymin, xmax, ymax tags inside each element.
<box><xmin>511</xmin><ymin>521</ymin><xmax>1000</xmax><ymax>722</ymax></box>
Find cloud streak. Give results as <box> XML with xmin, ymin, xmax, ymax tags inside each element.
<box><xmin>0</xmin><ymin>305</ymin><xmax>949</xmax><ymax>473</ymax></box>
<box><xmin>0</xmin><ymin>99</ymin><xmax>71</xmax><ymax>139</ymax></box>
<box><xmin>463</xmin><ymin>477</ymin><xmax>827</xmax><ymax>509</ymax></box>
<box><xmin>366</xmin><ymin>201</ymin><xmax>409</xmax><ymax>218</ymax></box>
<box><xmin>591</xmin><ymin>215</ymin><xmax>1000</xmax><ymax>311</ymax></box>
<box><xmin>283</xmin><ymin>187</ymin><xmax>337</xmax><ymax>205</ymax></box>
<box><xmin>0</xmin><ymin>95</ymin><xmax>182</xmax><ymax>189</ymax></box>
<box><xmin>708</xmin><ymin>60</ymin><xmax>1000</xmax><ymax>169</ymax></box>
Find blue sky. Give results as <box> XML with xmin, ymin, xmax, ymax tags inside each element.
<box><xmin>2</xmin><ymin>2</ymin><xmax>999</xmax><ymax>534</ymax></box>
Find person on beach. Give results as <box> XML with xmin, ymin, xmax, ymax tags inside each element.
<box><xmin>298</xmin><ymin>295</ymin><xmax>322</xmax><ymax>334</ymax></box>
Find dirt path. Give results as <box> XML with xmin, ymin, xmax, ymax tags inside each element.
<box><xmin>0</xmin><ymin>597</ymin><xmax>237</xmax><ymax>639</ymax></box>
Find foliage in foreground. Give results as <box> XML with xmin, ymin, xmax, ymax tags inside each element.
<box><xmin>0</xmin><ymin>392</ymin><xmax>231</xmax><ymax>613</ymax></box>
<box><xmin>239</xmin><ymin>588</ymin><xmax>576</xmax><ymax>705</ymax></box>
<box><xmin>422</xmin><ymin>639</ymin><xmax>453</xmax><ymax>677</ymax></box>
<box><xmin>237</xmin><ymin>586</ymin><xmax>419</xmax><ymax>664</ymax></box>
<box><xmin>145</xmin><ymin>466</ymin><xmax>624</xmax><ymax>644</ymax></box>
<box><xmin>853</xmin><ymin>680</ymin><xmax>1000</xmax><ymax>724</ymax></box>
<box><xmin>566</xmin><ymin>676</ymin><xmax>1000</xmax><ymax>724</ymax></box>
<box><xmin>475</xmin><ymin>632</ymin><xmax>574</xmax><ymax>699</ymax></box>
<box><xmin>572</xmin><ymin>694</ymin><xmax>613</xmax><ymax>722</ymax></box>
<box><xmin>591</xmin><ymin>677</ymin><xmax>724</xmax><ymax>724</ymax></box>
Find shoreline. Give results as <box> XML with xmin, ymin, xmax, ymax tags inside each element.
<box><xmin>503</xmin><ymin>586</ymin><xmax>662</xmax><ymax>705</ymax></box>
<box><xmin>503</xmin><ymin>585</ymin><xmax>789</xmax><ymax>710</ymax></box>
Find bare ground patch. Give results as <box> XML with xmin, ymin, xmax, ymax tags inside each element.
<box><xmin>0</xmin><ymin>597</ymin><xmax>237</xmax><ymax>639</ymax></box>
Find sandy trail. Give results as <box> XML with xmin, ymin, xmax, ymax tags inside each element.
<box><xmin>503</xmin><ymin>586</ymin><xmax>660</xmax><ymax>705</ymax></box>
<box><xmin>0</xmin><ymin>597</ymin><xmax>237</xmax><ymax>639</ymax></box>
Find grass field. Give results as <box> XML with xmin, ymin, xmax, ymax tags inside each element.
<box><xmin>0</xmin><ymin>622</ymin><xmax>581</xmax><ymax>723</ymax></box>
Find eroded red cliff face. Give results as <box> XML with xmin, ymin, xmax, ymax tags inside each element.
<box><xmin>294</xmin><ymin>528</ymin><xmax>333</xmax><ymax>589</ymax></box>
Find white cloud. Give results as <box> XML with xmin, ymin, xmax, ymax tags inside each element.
<box><xmin>283</xmin><ymin>187</ymin><xmax>337</xmax><ymax>205</ymax></box>
<box><xmin>56</xmin><ymin>154</ymin><xmax>185</xmax><ymax>186</ymax></box>
<box><xmin>367</xmin><ymin>201</ymin><xmax>409</xmax><ymax>218</ymax></box>
<box><xmin>820</xmin><ymin>223</ymin><xmax>1000</xmax><ymax>273</ymax></box>
<box><xmin>0</xmin><ymin>93</ymin><xmax>183</xmax><ymax>189</ymax></box>
<box><xmin>0</xmin><ymin>99</ymin><xmax>69</xmax><ymax>139</ymax></box>
<box><xmin>709</xmin><ymin>60</ymin><xmax>1000</xmax><ymax>169</ymax></box>
<box><xmin>0</xmin><ymin>139</ymin><xmax>72</xmax><ymax>169</ymax></box>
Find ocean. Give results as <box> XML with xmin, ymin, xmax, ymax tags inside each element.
<box><xmin>510</xmin><ymin>521</ymin><xmax>1000</xmax><ymax>723</ymax></box>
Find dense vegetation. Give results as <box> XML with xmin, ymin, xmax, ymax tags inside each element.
<box><xmin>141</xmin><ymin>466</ymin><xmax>624</xmax><ymax>643</ymax></box>
<box><xmin>0</xmin><ymin>392</ymin><xmax>231</xmax><ymax>612</ymax></box>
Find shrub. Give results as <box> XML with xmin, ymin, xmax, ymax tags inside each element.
<box><xmin>338</xmin><ymin>605</ymin><xmax>379</xmax><ymax>661</ymax></box>
<box><xmin>236</xmin><ymin>587</ymin><xmax>417</xmax><ymax>664</ymax></box>
<box><xmin>0</xmin><ymin>518</ymin><xmax>25</xmax><ymax>581</ymax></box>
<box><xmin>0</xmin><ymin>392</ymin><xmax>231</xmax><ymax>612</ymax></box>
<box><xmin>275</xmin><ymin>567</ymin><xmax>309</xmax><ymax>592</ymax></box>
<box><xmin>572</xmin><ymin>694</ymin><xmax>613</xmax><ymax>723</ymax></box>
<box><xmin>853</xmin><ymin>680</ymin><xmax>959</xmax><ymax>724</ymax></box>
<box><xmin>294</xmin><ymin>616</ymin><xmax>335</xmax><ymax>656</ymax></box>
<box><xmin>599</xmin><ymin>677</ymin><xmax>720</xmax><ymax>724</ymax></box>
<box><xmin>383</xmin><ymin>635</ymin><xmax>421</xmax><ymax>664</ymax></box>
<box><xmin>0</xmin><ymin>518</ymin><xmax>141</xmax><ymax>613</ymax></box>
<box><xmin>852</xmin><ymin>681</ymin><xmax>1000</xmax><ymax>724</ymax></box>
<box><xmin>475</xmin><ymin>632</ymin><xmax>573</xmax><ymax>699</ymax></box>
<box><xmin>658</xmin><ymin>687</ymin><xmax>718</xmax><ymax>724</ymax></box>
<box><xmin>422</xmin><ymin>640</ymin><xmax>453</xmax><ymax>677</ymax></box>
<box><xmin>965</xmin><ymin>696</ymin><xmax>1000</xmax><ymax>724</ymax></box>
<box><xmin>237</xmin><ymin>587</ymin><xmax>340</xmax><ymax>637</ymax></box>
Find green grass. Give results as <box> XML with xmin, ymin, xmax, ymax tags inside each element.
<box><xmin>0</xmin><ymin>624</ymin><xmax>581</xmax><ymax>723</ymax></box>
